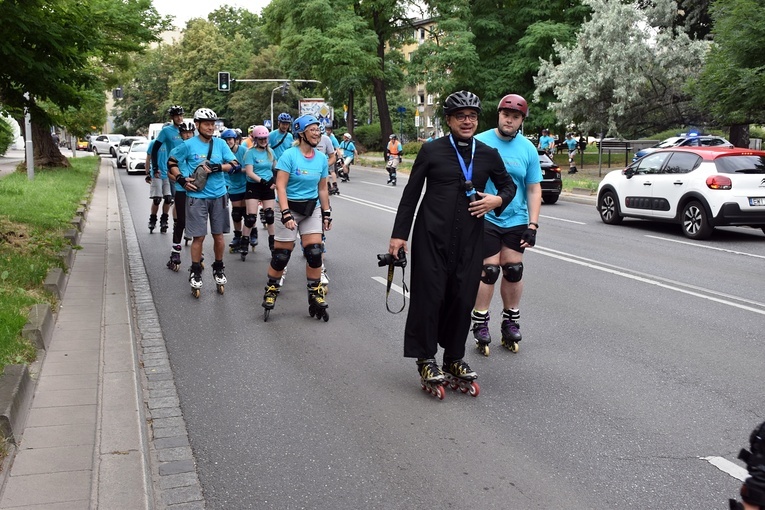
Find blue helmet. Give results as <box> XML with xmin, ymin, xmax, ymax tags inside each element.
<box><xmin>277</xmin><ymin>112</ymin><xmax>292</xmax><ymax>124</ymax></box>
<box><xmin>221</xmin><ymin>129</ymin><xmax>238</xmax><ymax>140</ymax></box>
<box><xmin>293</xmin><ymin>115</ymin><xmax>320</xmax><ymax>134</ymax></box>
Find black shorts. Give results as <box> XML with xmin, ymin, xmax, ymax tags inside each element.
<box><xmin>483</xmin><ymin>222</ymin><xmax>527</xmax><ymax>258</ymax></box>
<box><xmin>229</xmin><ymin>192</ymin><xmax>246</xmax><ymax>202</ymax></box>
<box><xmin>245</xmin><ymin>181</ymin><xmax>276</xmax><ymax>201</ymax></box>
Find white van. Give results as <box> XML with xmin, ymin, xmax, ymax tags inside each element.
<box><xmin>147</xmin><ymin>118</ymin><xmax>195</xmax><ymax>141</ymax></box>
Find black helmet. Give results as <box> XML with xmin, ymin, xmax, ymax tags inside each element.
<box><xmin>167</xmin><ymin>105</ymin><xmax>184</xmax><ymax>116</ymax></box>
<box><xmin>443</xmin><ymin>90</ymin><xmax>481</xmax><ymax>115</ymax></box>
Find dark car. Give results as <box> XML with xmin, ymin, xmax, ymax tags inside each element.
<box><xmin>538</xmin><ymin>150</ymin><xmax>562</xmax><ymax>204</ymax></box>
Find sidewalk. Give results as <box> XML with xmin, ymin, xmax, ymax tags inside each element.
<box><xmin>0</xmin><ymin>159</ymin><xmax>150</xmax><ymax>508</ymax></box>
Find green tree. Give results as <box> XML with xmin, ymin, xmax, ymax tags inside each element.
<box><xmin>535</xmin><ymin>0</ymin><xmax>709</xmax><ymax>138</ymax></box>
<box><xmin>0</xmin><ymin>0</ymin><xmax>170</xmax><ymax>166</ymax></box>
<box><xmin>693</xmin><ymin>0</ymin><xmax>765</xmax><ymax>147</ymax></box>
<box><xmin>208</xmin><ymin>6</ymin><xmax>268</xmax><ymax>48</ymax></box>
<box><xmin>114</xmin><ymin>45</ymin><xmax>175</xmax><ymax>133</ymax></box>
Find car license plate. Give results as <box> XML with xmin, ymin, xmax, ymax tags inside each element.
<box><xmin>749</xmin><ymin>197</ymin><xmax>765</xmax><ymax>206</ymax></box>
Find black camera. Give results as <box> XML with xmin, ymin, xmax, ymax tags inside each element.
<box><xmin>377</xmin><ymin>247</ymin><xmax>407</xmax><ymax>268</ymax></box>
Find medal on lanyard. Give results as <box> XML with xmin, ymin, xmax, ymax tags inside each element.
<box><xmin>449</xmin><ymin>134</ymin><xmax>476</xmax><ymax>200</ymax></box>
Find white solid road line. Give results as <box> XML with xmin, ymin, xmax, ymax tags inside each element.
<box><xmin>700</xmin><ymin>456</ymin><xmax>749</xmax><ymax>482</ymax></box>
<box><xmin>645</xmin><ymin>235</ymin><xmax>765</xmax><ymax>260</ymax></box>
<box><xmin>333</xmin><ymin>194</ymin><xmax>399</xmax><ymax>213</ymax></box>
<box><xmin>371</xmin><ymin>276</ymin><xmax>409</xmax><ymax>297</ymax></box>
<box><xmin>539</xmin><ymin>214</ymin><xmax>586</xmax><ymax>225</ymax></box>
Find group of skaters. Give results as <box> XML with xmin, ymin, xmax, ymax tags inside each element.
<box><xmin>386</xmin><ymin>90</ymin><xmax>542</xmax><ymax>399</ymax></box>
<box><xmin>143</xmin><ymin>105</ymin><xmax>363</xmax><ymax>320</ymax></box>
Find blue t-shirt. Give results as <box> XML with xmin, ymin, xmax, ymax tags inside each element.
<box><xmin>243</xmin><ymin>147</ymin><xmax>275</xmax><ymax>183</ymax></box>
<box><xmin>538</xmin><ymin>135</ymin><xmax>555</xmax><ymax>150</ymax></box>
<box><xmin>268</xmin><ymin>130</ymin><xmax>294</xmax><ymax>161</ymax></box>
<box><xmin>155</xmin><ymin>125</ymin><xmax>183</xmax><ymax>178</ymax></box>
<box><xmin>476</xmin><ymin>129</ymin><xmax>542</xmax><ymax>229</ymax></box>
<box><xmin>146</xmin><ymin>140</ymin><xmax>156</xmax><ymax>172</ymax></box>
<box><xmin>226</xmin><ymin>143</ymin><xmax>248</xmax><ymax>195</ymax></box>
<box><xmin>328</xmin><ymin>133</ymin><xmax>339</xmax><ymax>149</ymax></box>
<box><xmin>169</xmin><ymin>136</ymin><xmax>237</xmax><ymax>200</ymax></box>
<box><xmin>275</xmin><ymin>147</ymin><xmax>329</xmax><ymax>201</ymax></box>
<box><xmin>339</xmin><ymin>140</ymin><xmax>355</xmax><ymax>158</ymax></box>
<box><xmin>565</xmin><ymin>138</ymin><xmax>578</xmax><ymax>151</ymax></box>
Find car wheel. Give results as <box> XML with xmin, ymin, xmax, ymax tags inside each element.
<box><xmin>110</xmin><ymin>148</ymin><xmax>116</xmax><ymax>157</ymax></box>
<box><xmin>681</xmin><ymin>200</ymin><xmax>713</xmax><ymax>240</ymax></box>
<box><xmin>92</xmin><ymin>147</ymin><xmax>98</xmax><ymax>155</ymax></box>
<box><xmin>543</xmin><ymin>194</ymin><xmax>559</xmax><ymax>205</ymax></box>
<box><xmin>598</xmin><ymin>190</ymin><xmax>623</xmax><ymax>225</ymax></box>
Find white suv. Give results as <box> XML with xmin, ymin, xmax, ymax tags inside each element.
<box><xmin>597</xmin><ymin>146</ymin><xmax>765</xmax><ymax>239</ymax></box>
<box><xmin>90</xmin><ymin>134</ymin><xmax>124</xmax><ymax>157</ymax></box>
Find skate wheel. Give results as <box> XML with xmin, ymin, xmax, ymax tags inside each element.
<box><xmin>309</xmin><ymin>308</ymin><xmax>315</xmax><ymax>318</ymax></box>
<box><xmin>172</xmin><ymin>264</ymin><xmax>179</xmax><ymax>272</ymax></box>
<box><xmin>322</xmin><ymin>311</ymin><xmax>329</xmax><ymax>322</ymax></box>
<box><xmin>217</xmin><ymin>285</ymin><xmax>224</xmax><ymax>295</ymax></box>
<box><xmin>240</xmin><ymin>253</ymin><xmax>246</xmax><ymax>261</ymax></box>
<box><xmin>460</xmin><ymin>386</ymin><xmax>469</xmax><ymax>394</ymax></box>
<box><xmin>434</xmin><ymin>385</ymin><xmax>445</xmax><ymax>400</ymax></box>
<box><xmin>469</xmin><ymin>382</ymin><xmax>480</xmax><ymax>397</ymax></box>
<box><xmin>450</xmin><ymin>382</ymin><xmax>459</xmax><ymax>391</ymax></box>
<box><xmin>192</xmin><ymin>289</ymin><xmax>200</xmax><ymax>298</ymax></box>
<box><xmin>509</xmin><ymin>342</ymin><xmax>519</xmax><ymax>353</ymax></box>
<box><xmin>263</xmin><ymin>309</ymin><xmax>271</xmax><ymax>322</ymax></box>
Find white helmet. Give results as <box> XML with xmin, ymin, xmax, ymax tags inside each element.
<box><xmin>343</xmin><ymin>132</ymin><xmax>352</xmax><ymax>139</ymax></box>
<box><xmin>193</xmin><ymin>108</ymin><xmax>218</xmax><ymax>121</ymax></box>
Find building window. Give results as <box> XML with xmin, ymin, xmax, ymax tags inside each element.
<box><xmin>418</xmin><ymin>93</ymin><xmax>425</xmax><ymax>105</ymax></box>
<box><xmin>426</xmin><ymin>117</ymin><xmax>433</xmax><ymax>128</ymax></box>
<box><xmin>427</xmin><ymin>94</ymin><xmax>433</xmax><ymax>105</ymax></box>
<box><xmin>419</xmin><ymin>28</ymin><xmax>426</xmax><ymax>41</ymax></box>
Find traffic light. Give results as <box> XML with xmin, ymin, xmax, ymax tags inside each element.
<box><xmin>217</xmin><ymin>72</ymin><xmax>231</xmax><ymax>92</ymax></box>
<box><xmin>113</xmin><ymin>87</ymin><xmax>123</xmax><ymax>99</ymax></box>
<box><xmin>280</xmin><ymin>81</ymin><xmax>290</xmax><ymax>96</ymax></box>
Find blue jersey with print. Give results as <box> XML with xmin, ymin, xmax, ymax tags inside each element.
<box><xmin>169</xmin><ymin>136</ymin><xmax>236</xmax><ymax>200</ymax></box>
<box><xmin>243</xmin><ymin>147</ymin><xmax>275</xmax><ymax>183</ymax></box>
<box><xmin>156</xmin><ymin>125</ymin><xmax>183</xmax><ymax>178</ymax></box>
<box><xmin>226</xmin><ymin>143</ymin><xmax>248</xmax><ymax>195</ymax></box>
<box><xmin>275</xmin><ymin>147</ymin><xmax>328</xmax><ymax>201</ymax></box>
<box><xmin>477</xmin><ymin>129</ymin><xmax>542</xmax><ymax>229</ymax></box>
<box><xmin>268</xmin><ymin>130</ymin><xmax>294</xmax><ymax>161</ymax></box>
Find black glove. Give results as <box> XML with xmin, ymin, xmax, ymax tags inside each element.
<box><xmin>229</xmin><ymin>162</ymin><xmax>242</xmax><ymax>174</ymax></box>
<box><xmin>264</xmin><ymin>177</ymin><xmax>275</xmax><ymax>187</ymax></box>
<box><xmin>208</xmin><ymin>163</ymin><xmax>223</xmax><ymax>173</ymax></box>
<box><xmin>145</xmin><ymin>175</ymin><xmax>152</xmax><ymax>184</ymax></box>
<box><xmin>281</xmin><ymin>209</ymin><xmax>294</xmax><ymax>224</ymax></box>
<box><xmin>176</xmin><ymin>176</ymin><xmax>187</xmax><ymax>188</ymax></box>
<box><xmin>521</xmin><ymin>228</ymin><xmax>537</xmax><ymax>247</ymax></box>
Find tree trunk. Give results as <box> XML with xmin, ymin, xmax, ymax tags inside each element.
<box><xmin>347</xmin><ymin>89</ymin><xmax>355</xmax><ymax>137</ymax></box>
<box><xmin>373</xmin><ymin>33</ymin><xmax>392</xmax><ymax>142</ymax></box>
<box><xmin>30</xmin><ymin>111</ymin><xmax>69</xmax><ymax>168</ymax></box>
<box><xmin>729</xmin><ymin>123</ymin><xmax>750</xmax><ymax>149</ymax></box>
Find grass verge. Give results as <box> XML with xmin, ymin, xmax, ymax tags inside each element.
<box><xmin>0</xmin><ymin>157</ymin><xmax>99</xmax><ymax>370</ymax></box>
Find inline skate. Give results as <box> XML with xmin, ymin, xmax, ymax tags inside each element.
<box><xmin>212</xmin><ymin>261</ymin><xmax>226</xmax><ymax>295</ymax></box>
<box><xmin>228</xmin><ymin>230</ymin><xmax>242</xmax><ymax>253</ymax></box>
<box><xmin>262</xmin><ymin>279</ymin><xmax>281</xmax><ymax>321</ymax></box>
<box><xmin>239</xmin><ymin>236</ymin><xmax>249</xmax><ymax>261</ymax></box>
<box><xmin>307</xmin><ymin>281</ymin><xmax>329</xmax><ymax>322</ymax></box>
<box><xmin>148</xmin><ymin>214</ymin><xmax>157</xmax><ymax>233</ymax></box>
<box><xmin>500</xmin><ymin>309</ymin><xmax>522</xmax><ymax>352</ymax></box>
<box><xmin>250</xmin><ymin>229</ymin><xmax>259</xmax><ymax>248</ymax></box>
<box><xmin>189</xmin><ymin>262</ymin><xmax>203</xmax><ymax>298</ymax></box>
<box><xmin>471</xmin><ymin>310</ymin><xmax>491</xmax><ymax>357</ymax></box>
<box><xmin>159</xmin><ymin>213</ymin><xmax>169</xmax><ymax>234</ymax></box>
<box><xmin>417</xmin><ymin>359</ymin><xmax>446</xmax><ymax>400</ymax></box>
<box><xmin>166</xmin><ymin>244</ymin><xmax>181</xmax><ymax>272</ymax></box>
<box><xmin>443</xmin><ymin>359</ymin><xmax>480</xmax><ymax>397</ymax></box>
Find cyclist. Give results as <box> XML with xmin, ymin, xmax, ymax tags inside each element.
<box><xmin>470</xmin><ymin>93</ymin><xmax>542</xmax><ymax>357</ymax></box>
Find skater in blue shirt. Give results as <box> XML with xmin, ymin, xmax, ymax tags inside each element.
<box><xmin>269</xmin><ymin>112</ymin><xmax>294</xmax><ymax>161</ymax></box>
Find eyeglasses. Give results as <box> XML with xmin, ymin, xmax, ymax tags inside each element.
<box><xmin>453</xmin><ymin>113</ymin><xmax>478</xmax><ymax>122</ymax></box>
<box><xmin>305</xmin><ymin>128</ymin><xmax>320</xmax><ymax>133</ymax></box>
<box><xmin>256</xmin><ymin>137</ymin><xmax>268</xmax><ymax>141</ymax></box>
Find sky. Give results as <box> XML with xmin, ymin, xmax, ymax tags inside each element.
<box><xmin>153</xmin><ymin>0</ymin><xmax>271</xmax><ymax>28</ymax></box>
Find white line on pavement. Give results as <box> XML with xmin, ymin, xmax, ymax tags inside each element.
<box><xmin>700</xmin><ymin>456</ymin><xmax>749</xmax><ymax>481</ymax></box>
<box><xmin>644</xmin><ymin>235</ymin><xmax>765</xmax><ymax>260</ymax></box>
<box><xmin>539</xmin><ymin>214</ymin><xmax>587</xmax><ymax>225</ymax></box>
<box><xmin>332</xmin><ymin>195</ymin><xmax>399</xmax><ymax>213</ymax></box>
<box><xmin>371</xmin><ymin>276</ymin><xmax>409</xmax><ymax>297</ymax></box>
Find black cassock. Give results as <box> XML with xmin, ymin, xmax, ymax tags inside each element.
<box><xmin>392</xmin><ymin>135</ymin><xmax>517</xmax><ymax>361</ymax></box>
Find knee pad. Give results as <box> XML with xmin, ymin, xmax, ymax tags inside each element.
<box><xmin>164</xmin><ymin>195</ymin><xmax>174</xmax><ymax>206</ymax></box>
<box><xmin>569</xmin><ymin>157</ymin><xmax>574</xmax><ymax>164</ymax></box>
<box><xmin>264</xmin><ymin>208</ymin><xmax>275</xmax><ymax>225</ymax></box>
<box><xmin>270</xmin><ymin>248</ymin><xmax>291</xmax><ymax>271</ymax></box>
<box><xmin>481</xmin><ymin>264</ymin><xmax>501</xmax><ymax>284</ymax></box>
<box><xmin>244</xmin><ymin>213</ymin><xmax>257</xmax><ymax>228</ymax></box>
<box><xmin>232</xmin><ymin>207</ymin><xmax>245</xmax><ymax>224</ymax></box>
<box><xmin>303</xmin><ymin>243</ymin><xmax>324</xmax><ymax>268</ymax></box>
<box><xmin>152</xmin><ymin>197</ymin><xmax>162</xmax><ymax>206</ymax></box>
<box><xmin>502</xmin><ymin>262</ymin><xmax>523</xmax><ymax>283</ymax></box>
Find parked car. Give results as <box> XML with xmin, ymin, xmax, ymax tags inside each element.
<box><xmin>538</xmin><ymin>149</ymin><xmax>562</xmax><ymax>204</ymax></box>
<box><xmin>116</xmin><ymin>136</ymin><xmax>147</xmax><ymax>168</ymax></box>
<box><xmin>89</xmin><ymin>134</ymin><xmax>124</xmax><ymax>157</ymax></box>
<box><xmin>632</xmin><ymin>134</ymin><xmax>733</xmax><ymax>162</ymax></box>
<box><xmin>75</xmin><ymin>138</ymin><xmax>89</xmax><ymax>151</ymax></box>
<box><xmin>596</xmin><ymin>146</ymin><xmax>765</xmax><ymax>239</ymax></box>
<box><xmin>126</xmin><ymin>141</ymin><xmax>149</xmax><ymax>175</ymax></box>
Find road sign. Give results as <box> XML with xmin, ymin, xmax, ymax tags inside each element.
<box><xmin>264</xmin><ymin>119</ymin><xmax>272</xmax><ymax>129</ymax></box>
<box><xmin>396</xmin><ymin>106</ymin><xmax>407</xmax><ymax>114</ymax></box>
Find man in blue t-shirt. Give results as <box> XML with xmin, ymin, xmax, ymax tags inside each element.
<box><xmin>470</xmin><ymin>94</ymin><xmax>542</xmax><ymax>357</ymax></box>
<box><xmin>269</xmin><ymin>112</ymin><xmax>294</xmax><ymax>161</ymax></box>
<box><xmin>167</xmin><ymin>108</ymin><xmax>239</xmax><ymax>298</ymax></box>
<box><xmin>150</xmin><ymin>105</ymin><xmax>186</xmax><ymax>233</ymax></box>
<box><xmin>537</xmin><ymin>129</ymin><xmax>555</xmax><ymax>155</ymax></box>
<box><xmin>337</xmin><ymin>132</ymin><xmax>356</xmax><ymax>181</ymax></box>
<box><xmin>564</xmin><ymin>132</ymin><xmax>579</xmax><ymax>174</ymax></box>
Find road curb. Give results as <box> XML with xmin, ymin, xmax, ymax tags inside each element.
<box><xmin>21</xmin><ymin>304</ymin><xmax>54</xmax><ymax>351</ymax></box>
<box><xmin>0</xmin><ymin>365</ymin><xmax>34</xmax><ymax>445</ymax></box>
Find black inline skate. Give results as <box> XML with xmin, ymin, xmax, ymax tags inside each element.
<box><xmin>189</xmin><ymin>262</ymin><xmax>203</xmax><ymax>298</ymax></box>
<box><xmin>166</xmin><ymin>244</ymin><xmax>181</xmax><ymax>272</ymax></box>
<box><xmin>500</xmin><ymin>309</ymin><xmax>522</xmax><ymax>352</ymax></box>
<box><xmin>159</xmin><ymin>213</ymin><xmax>169</xmax><ymax>234</ymax></box>
<box><xmin>259</xmin><ymin>207</ymin><xmax>267</xmax><ymax>229</ymax></box>
<box><xmin>239</xmin><ymin>236</ymin><xmax>249</xmax><ymax>261</ymax></box>
<box><xmin>148</xmin><ymin>214</ymin><xmax>157</xmax><ymax>233</ymax></box>
<box><xmin>250</xmin><ymin>229</ymin><xmax>259</xmax><ymax>248</ymax></box>
<box><xmin>417</xmin><ymin>359</ymin><xmax>446</xmax><ymax>400</ymax></box>
<box><xmin>471</xmin><ymin>310</ymin><xmax>491</xmax><ymax>357</ymax></box>
<box><xmin>442</xmin><ymin>359</ymin><xmax>480</xmax><ymax>397</ymax></box>
<box><xmin>212</xmin><ymin>261</ymin><xmax>226</xmax><ymax>295</ymax></box>
<box><xmin>307</xmin><ymin>281</ymin><xmax>329</xmax><ymax>322</ymax></box>
<box><xmin>262</xmin><ymin>279</ymin><xmax>281</xmax><ymax>321</ymax></box>
<box><xmin>228</xmin><ymin>230</ymin><xmax>242</xmax><ymax>253</ymax></box>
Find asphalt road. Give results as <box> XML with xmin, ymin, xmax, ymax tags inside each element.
<box><xmin>117</xmin><ymin>160</ymin><xmax>765</xmax><ymax>509</ymax></box>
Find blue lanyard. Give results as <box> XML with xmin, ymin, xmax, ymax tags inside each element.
<box><xmin>448</xmin><ymin>134</ymin><xmax>475</xmax><ymax>196</ymax></box>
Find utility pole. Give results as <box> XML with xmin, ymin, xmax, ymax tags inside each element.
<box><xmin>24</xmin><ymin>92</ymin><xmax>34</xmax><ymax>180</ymax></box>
